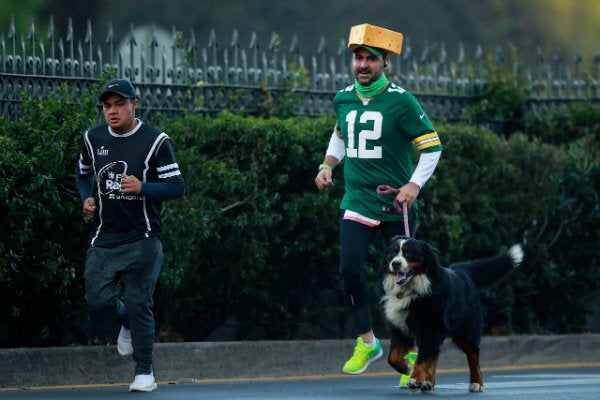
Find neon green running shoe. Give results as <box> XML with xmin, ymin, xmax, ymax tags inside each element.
<box><xmin>342</xmin><ymin>337</ymin><xmax>383</xmax><ymax>374</ymax></box>
<box><xmin>399</xmin><ymin>351</ymin><xmax>418</xmax><ymax>388</ymax></box>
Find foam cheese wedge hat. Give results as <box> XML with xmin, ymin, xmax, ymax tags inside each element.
<box><xmin>348</xmin><ymin>23</ymin><xmax>403</xmax><ymax>55</ymax></box>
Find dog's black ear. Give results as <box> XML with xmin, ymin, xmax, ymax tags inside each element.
<box><xmin>420</xmin><ymin>240</ymin><xmax>440</xmax><ymax>267</ymax></box>
<box><xmin>389</xmin><ymin>234</ymin><xmax>409</xmax><ymax>244</ymax></box>
<box><xmin>389</xmin><ymin>235</ymin><xmax>402</xmax><ymax>246</ymax></box>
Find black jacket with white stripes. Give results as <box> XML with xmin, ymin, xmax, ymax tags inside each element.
<box><xmin>75</xmin><ymin>120</ymin><xmax>185</xmax><ymax>247</ymax></box>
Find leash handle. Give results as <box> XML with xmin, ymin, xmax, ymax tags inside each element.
<box><xmin>402</xmin><ymin>201</ymin><xmax>409</xmax><ymax>237</ymax></box>
<box><xmin>376</xmin><ymin>184</ymin><xmax>410</xmax><ymax>237</ymax></box>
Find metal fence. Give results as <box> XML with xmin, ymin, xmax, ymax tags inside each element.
<box><xmin>2</xmin><ymin>15</ymin><xmax>600</xmax><ymax>124</ymax></box>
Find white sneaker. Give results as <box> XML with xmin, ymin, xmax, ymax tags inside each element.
<box><xmin>117</xmin><ymin>326</ymin><xmax>133</xmax><ymax>356</ymax></box>
<box><xmin>129</xmin><ymin>372</ymin><xmax>157</xmax><ymax>392</ymax></box>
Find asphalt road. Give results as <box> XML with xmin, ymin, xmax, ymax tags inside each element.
<box><xmin>4</xmin><ymin>334</ymin><xmax>600</xmax><ymax>389</ymax></box>
<box><xmin>1</xmin><ymin>365</ymin><xmax>600</xmax><ymax>400</ymax></box>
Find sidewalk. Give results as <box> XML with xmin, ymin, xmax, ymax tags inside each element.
<box><xmin>1</xmin><ymin>334</ymin><xmax>599</xmax><ymax>388</ymax></box>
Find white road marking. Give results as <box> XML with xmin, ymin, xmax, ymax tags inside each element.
<box><xmin>435</xmin><ymin>374</ymin><xmax>600</xmax><ymax>390</ymax></box>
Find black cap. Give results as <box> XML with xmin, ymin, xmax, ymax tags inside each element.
<box><xmin>99</xmin><ymin>79</ymin><xmax>137</xmax><ymax>102</ymax></box>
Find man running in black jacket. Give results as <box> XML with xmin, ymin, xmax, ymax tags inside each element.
<box><xmin>75</xmin><ymin>78</ymin><xmax>185</xmax><ymax>392</ymax></box>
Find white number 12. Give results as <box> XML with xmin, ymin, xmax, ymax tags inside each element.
<box><xmin>345</xmin><ymin>110</ymin><xmax>382</xmax><ymax>159</ymax></box>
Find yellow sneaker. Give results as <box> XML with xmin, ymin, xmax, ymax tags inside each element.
<box><xmin>399</xmin><ymin>351</ymin><xmax>417</xmax><ymax>388</ymax></box>
<box><xmin>342</xmin><ymin>337</ymin><xmax>383</xmax><ymax>374</ymax></box>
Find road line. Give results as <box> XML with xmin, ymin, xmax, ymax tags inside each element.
<box><xmin>2</xmin><ymin>362</ymin><xmax>600</xmax><ymax>391</ymax></box>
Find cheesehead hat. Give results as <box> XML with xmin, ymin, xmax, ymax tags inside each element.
<box><xmin>348</xmin><ymin>23</ymin><xmax>403</xmax><ymax>55</ymax></box>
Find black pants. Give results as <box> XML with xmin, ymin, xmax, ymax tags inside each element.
<box><xmin>84</xmin><ymin>237</ymin><xmax>163</xmax><ymax>375</ymax></box>
<box><xmin>339</xmin><ymin>215</ymin><xmax>415</xmax><ymax>335</ymax></box>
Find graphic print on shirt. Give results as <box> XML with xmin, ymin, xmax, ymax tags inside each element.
<box><xmin>97</xmin><ymin>160</ymin><xmax>128</xmax><ymax>195</ymax></box>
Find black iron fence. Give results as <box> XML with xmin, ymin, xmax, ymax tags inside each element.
<box><xmin>2</xmin><ymin>15</ymin><xmax>600</xmax><ymax>123</ymax></box>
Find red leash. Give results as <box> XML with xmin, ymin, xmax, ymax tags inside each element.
<box><xmin>376</xmin><ymin>185</ymin><xmax>410</xmax><ymax>237</ymax></box>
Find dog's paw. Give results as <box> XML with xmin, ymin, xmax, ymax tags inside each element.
<box><xmin>469</xmin><ymin>382</ymin><xmax>483</xmax><ymax>392</ymax></box>
<box><xmin>406</xmin><ymin>379</ymin><xmax>419</xmax><ymax>392</ymax></box>
<box><xmin>407</xmin><ymin>378</ymin><xmax>434</xmax><ymax>392</ymax></box>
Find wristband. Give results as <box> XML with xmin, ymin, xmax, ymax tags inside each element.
<box><xmin>319</xmin><ymin>163</ymin><xmax>332</xmax><ymax>171</ymax></box>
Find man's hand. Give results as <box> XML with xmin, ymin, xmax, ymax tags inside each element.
<box><xmin>120</xmin><ymin>173</ymin><xmax>142</xmax><ymax>194</ymax></box>
<box><xmin>315</xmin><ymin>169</ymin><xmax>334</xmax><ymax>191</ymax></box>
<box><xmin>82</xmin><ymin>197</ymin><xmax>96</xmax><ymax>221</ymax></box>
<box><xmin>395</xmin><ymin>182</ymin><xmax>421</xmax><ymax>210</ymax></box>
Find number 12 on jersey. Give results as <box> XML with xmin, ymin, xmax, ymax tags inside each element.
<box><xmin>345</xmin><ymin>110</ymin><xmax>383</xmax><ymax>159</ymax></box>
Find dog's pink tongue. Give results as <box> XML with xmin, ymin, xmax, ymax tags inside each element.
<box><xmin>395</xmin><ymin>272</ymin><xmax>406</xmax><ymax>285</ymax></box>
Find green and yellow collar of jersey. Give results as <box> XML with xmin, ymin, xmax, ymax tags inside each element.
<box><xmin>355</xmin><ymin>73</ymin><xmax>389</xmax><ymax>106</ymax></box>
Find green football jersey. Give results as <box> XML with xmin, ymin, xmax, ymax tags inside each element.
<box><xmin>334</xmin><ymin>81</ymin><xmax>442</xmax><ymax>222</ymax></box>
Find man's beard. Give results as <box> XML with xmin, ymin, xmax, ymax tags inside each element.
<box><xmin>355</xmin><ymin>68</ymin><xmax>378</xmax><ymax>85</ymax></box>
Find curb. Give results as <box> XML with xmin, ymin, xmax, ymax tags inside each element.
<box><xmin>1</xmin><ymin>334</ymin><xmax>599</xmax><ymax>388</ymax></box>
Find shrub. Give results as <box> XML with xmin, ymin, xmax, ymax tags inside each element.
<box><xmin>1</xmin><ymin>85</ymin><xmax>598</xmax><ymax>346</ymax></box>
<box><xmin>0</xmin><ymin>86</ymin><xmax>97</xmax><ymax>346</ymax></box>
<box><xmin>156</xmin><ymin>112</ymin><xmax>347</xmax><ymax>340</ymax></box>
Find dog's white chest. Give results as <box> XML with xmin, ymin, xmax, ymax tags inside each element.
<box><xmin>384</xmin><ymin>297</ymin><xmax>410</xmax><ymax>333</ymax></box>
<box><xmin>382</xmin><ymin>276</ymin><xmax>412</xmax><ymax>334</ymax></box>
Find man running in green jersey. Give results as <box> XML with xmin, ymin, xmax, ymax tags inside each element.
<box><xmin>314</xmin><ymin>24</ymin><xmax>442</xmax><ymax>377</ymax></box>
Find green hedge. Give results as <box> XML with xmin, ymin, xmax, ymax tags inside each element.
<box><xmin>419</xmin><ymin>123</ymin><xmax>600</xmax><ymax>333</ymax></box>
<box><xmin>0</xmin><ymin>88</ymin><xmax>97</xmax><ymax>346</ymax></box>
<box><xmin>155</xmin><ymin>112</ymin><xmax>346</xmax><ymax>341</ymax></box>
<box><xmin>157</xmin><ymin>110</ymin><xmax>600</xmax><ymax>340</ymax></box>
<box><xmin>1</xmin><ymin>89</ymin><xmax>598</xmax><ymax>346</ymax></box>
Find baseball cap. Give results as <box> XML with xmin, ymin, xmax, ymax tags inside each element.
<box><xmin>99</xmin><ymin>79</ymin><xmax>137</xmax><ymax>102</ymax></box>
<box><xmin>351</xmin><ymin>44</ymin><xmax>386</xmax><ymax>57</ymax></box>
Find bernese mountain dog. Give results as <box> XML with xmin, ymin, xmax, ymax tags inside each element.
<box><xmin>381</xmin><ymin>235</ymin><xmax>523</xmax><ymax>393</ymax></box>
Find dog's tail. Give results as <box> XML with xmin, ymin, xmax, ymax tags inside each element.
<box><xmin>450</xmin><ymin>244</ymin><xmax>524</xmax><ymax>288</ymax></box>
